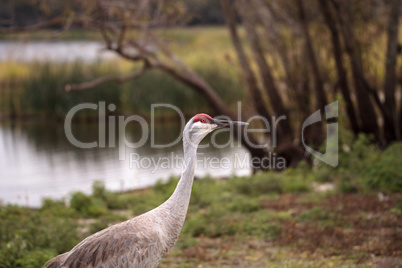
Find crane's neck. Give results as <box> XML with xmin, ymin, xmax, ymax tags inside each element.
<box><xmin>152</xmin><ymin>123</ymin><xmax>211</xmax><ymax>252</ymax></box>
<box><xmin>157</xmin><ymin>128</ymin><xmax>205</xmax><ymax>245</ymax></box>
<box><xmin>149</xmin><ymin>139</ymin><xmax>198</xmax><ymax>252</ymax></box>
<box><xmin>165</xmin><ymin>140</ymin><xmax>197</xmax><ymax>213</ymax></box>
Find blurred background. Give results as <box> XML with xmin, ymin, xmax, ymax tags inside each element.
<box><xmin>0</xmin><ymin>0</ymin><xmax>401</xmax><ymax>267</ymax></box>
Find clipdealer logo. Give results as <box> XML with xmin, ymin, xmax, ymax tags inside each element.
<box><xmin>63</xmin><ymin>101</ymin><xmax>339</xmax><ymax>169</ymax></box>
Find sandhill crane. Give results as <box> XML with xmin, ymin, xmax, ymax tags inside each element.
<box><xmin>45</xmin><ymin>113</ymin><xmax>248</xmax><ymax>268</ymax></box>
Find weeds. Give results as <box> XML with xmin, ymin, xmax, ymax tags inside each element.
<box><xmin>0</xmin><ymin>59</ymin><xmax>243</xmax><ymax>118</ymax></box>
<box><xmin>0</xmin><ymin>206</ymin><xmax>79</xmax><ymax>267</ymax></box>
<box><xmin>313</xmin><ymin>134</ymin><xmax>402</xmax><ymax>193</ymax></box>
<box><xmin>296</xmin><ymin>206</ymin><xmax>335</xmax><ymax>227</ymax></box>
<box><xmin>0</xmin><ymin>140</ymin><xmax>401</xmax><ymax>267</ymax></box>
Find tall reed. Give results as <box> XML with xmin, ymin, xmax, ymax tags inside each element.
<box><xmin>0</xmin><ymin>57</ymin><xmax>244</xmax><ymax>119</ymax></box>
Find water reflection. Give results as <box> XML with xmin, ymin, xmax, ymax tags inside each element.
<box><xmin>0</xmin><ymin>121</ymin><xmax>250</xmax><ymax>207</ymax></box>
<box><xmin>0</xmin><ymin>41</ymin><xmax>115</xmax><ymax>62</ymax></box>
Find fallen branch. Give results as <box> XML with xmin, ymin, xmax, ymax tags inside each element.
<box><xmin>65</xmin><ymin>61</ymin><xmax>149</xmax><ymax>91</ymax></box>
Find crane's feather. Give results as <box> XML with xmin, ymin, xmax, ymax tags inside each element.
<box><xmin>44</xmin><ymin>116</ymin><xmax>220</xmax><ymax>267</ymax></box>
<box><xmin>45</xmin><ymin>215</ymin><xmax>166</xmax><ymax>268</ymax></box>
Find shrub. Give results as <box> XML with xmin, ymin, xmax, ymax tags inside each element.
<box><xmin>239</xmin><ymin>218</ymin><xmax>281</xmax><ymax>239</ymax></box>
<box><xmin>89</xmin><ymin>220</ymin><xmax>109</xmax><ymax>234</ymax></box>
<box><xmin>361</xmin><ymin>143</ymin><xmax>402</xmax><ymax>192</ymax></box>
<box><xmin>313</xmin><ymin>132</ymin><xmax>402</xmax><ymax>193</ymax></box>
<box><xmin>70</xmin><ymin>191</ymin><xmax>107</xmax><ymax>218</ymax></box>
<box><xmin>0</xmin><ymin>205</ymin><xmax>79</xmax><ymax>268</ymax></box>
<box><xmin>154</xmin><ymin>177</ymin><xmax>179</xmax><ymax>199</ymax></box>
<box><xmin>182</xmin><ymin>213</ymin><xmax>207</xmax><ymax>237</ymax></box>
<box><xmin>92</xmin><ymin>180</ymin><xmax>107</xmax><ymax>200</ymax></box>
<box><xmin>129</xmin><ymin>194</ymin><xmax>164</xmax><ymax>216</ymax></box>
<box><xmin>16</xmin><ymin>249</ymin><xmax>56</xmax><ymax>268</ymax></box>
<box><xmin>280</xmin><ymin>170</ymin><xmax>312</xmax><ymax>193</ymax></box>
<box><xmin>390</xmin><ymin>202</ymin><xmax>402</xmax><ymax>214</ymax></box>
<box><xmin>233</xmin><ymin>174</ymin><xmax>282</xmax><ymax>196</ymax></box>
<box><xmin>297</xmin><ymin>206</ymin><xmax>335</xmax><ymax>227</ymax></box>
<box><xmin>40</xmin><ymin>198</ymin><xmax>75</xmax><ymax>218</ymax></box>
<box><xmin>234</xmin><ymin>171</ymin><xmax>311</xmax><ymax>196</ymax></box>
<box><xmin>189</xmin><ymin>176</ymin><xmax>224</xmax><ymax>209</ymax></box>
<box><xmin>229</xmin><ymin>195</ymin><xmax>261</xmax><ymax>213</ymax></box>
<box><xmin>175</xmin><ymin>236</ymin><xmax>199</xmax><ymax>249</ymax></box>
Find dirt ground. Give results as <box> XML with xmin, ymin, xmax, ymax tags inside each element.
<box><xmin>160</xmin><ymin>193</ymin><xmax>402</xmax><ymax>267</ymax></box>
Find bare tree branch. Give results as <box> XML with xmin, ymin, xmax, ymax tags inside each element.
<box><xmin>65</xmin><ymin>61</ymin><xmax>150</xmax><ymax>91</ymax></box>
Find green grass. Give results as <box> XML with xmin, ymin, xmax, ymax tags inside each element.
<box><xmin>0</xmin><ymin>59</ymin><xmax>243</xmax><ymax>119</ymax></box>
<box><xmin>1</xmin><ymin>138</ymin><xmax>401</xmax><ymax>267</ymax></box>
<box><xmin>0</xmin><ymin>119</ymin><xmax>400</xmax><ymax>266</ymax></box>
<box><xmin>0</xmin><ymin>184</ymin><xmax>400</xmax><ymax>267</ymax></box>
<box><xmin>0</xmin><ymin>205</ymin><xmax>79</xmax><ymax>268</ymax></box>
<box><xmin>0</xmin><ymin>60</ymin><xmax>124</xmax><ymax>118</ymax></box>
<box><xmin>313</xmin><ymin>134</ymin><xmax>402</xmax><ymax>193</ymax></box>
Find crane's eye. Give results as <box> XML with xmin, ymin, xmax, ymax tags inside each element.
<box><xmin>201</xmin><ymin>119</ymin><xmax>206</xmax><ymax>123</ymax></box>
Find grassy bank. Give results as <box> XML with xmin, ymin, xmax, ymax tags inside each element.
<box><xmin>1</xmin><ymin>139</ymin><xmax>401</xmax><ymax>267</ymax></box>
<box><xmin>1</xmin><ymin>178</ymin><xmax>401</xmax><ymax>267</ymax></box>
<box><xmin>0</xmin><ymin>27</ymin><xmax>244</xmax><ymax>119</ymax></box>
<box><xmin>0</xmin><ymin>59</ymin><xmax>243</xmax><ymax>119</ymax></box>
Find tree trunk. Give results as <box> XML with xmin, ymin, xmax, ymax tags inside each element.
<box><xmin>296</xmin><ymin>0</ymin><xmax>327</xmax><ymax>111</ymax></box>
<box><xmin>221</xmin><ymin>0</ymin><xmax>272</xmax><ymax>124</ymax></box>
<box><xmin>253</xmin><ymin>0</ymin><xmax>297</xmax><ymax>95</ymax></box>
<box><xmin>318</xmin><ymin>0</ymin><xmax>359</xmax><ymax>134</ymax></box>
<box><xmin>237</xmin><ymin>0</ymin><xmax>293</xmax><ymax>143</ymax></box>
<box><xmin>383</xmin><ymin>0</ymin><xmax>401</xmax><ymax>142</ymax></box>
<box><xmin>253</xmin><ymin>0</ymin><xmax>311</xmax><ymax>124</ymax></box>
<box><xmin>296</xmin><ymin>0</ymin><xmax>327</xmax><ymax>145</ymax></box>
<box><xmin>332</xmin><ymin>1</ymin><xmax>381</xmax><ymax>140</ymax></box>
<box><xmin>221</xmin><ymin>0</ymin><xmax>308</xmax><ymax>170</ymax></box>
<box><xmin>400</xmin><ymin>103</ymin><xmax>402</xmax><ymax>138</ymax></box>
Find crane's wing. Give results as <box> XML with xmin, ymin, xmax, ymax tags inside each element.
<box><xmin>45</xmin><ymin>219</ymin><xmax>164</xmax><ymax>268</ymax></box>
<box><xmin>45</xmin><ymin>252</ymin><xmax>69</xmax><ymax>268</ymax></box>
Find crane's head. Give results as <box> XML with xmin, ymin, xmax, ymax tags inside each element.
<box><xmin>183</xmin><ymin>113</ymin><xmax>248</xmax><ymax>147</ymax></box>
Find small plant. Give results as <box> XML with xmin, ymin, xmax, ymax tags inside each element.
<box><xmin>390</xmin><ymin>202</ymin><xmax>402</xmax><ymax>214</ymax></box>
<box><xmin>229</xmin><ymin>195</ymin><xmax>261</xmax><ymax>213</ymax></box>
<box><xmin>70</xmin><ymin>191</ymin><xmax>107</xmax><ymax>218</ymax></box>
<box><xmin>361</xmin><ymin>143</ymin><xmax>402</xmax><ymax>192</ymax></box>
<box><xmin>89</xmin><ymin>220</ymin><xmax>109</xmax><ymax>234</ymax></box>
<box><xmin>297</xmin><ymin>206</ymin><xmax>335</xmax><ymax>227</ymax></box>
<box><xmin>175</xmin><ymin>236</ymin><xmax>199</xmax><ymax>249</ymax></box>
<box><xmin>313</xmin><ymin>132</ymin><xmax>402</xmax><ymax>193</ymax></box>
<box><xmin>0</xmin><ymin>205</ymin><xmax>79</xmax><ymax>267</ymax></box>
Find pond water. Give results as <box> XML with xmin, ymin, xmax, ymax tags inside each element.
<box><xmin>0</xmin><ymin>121</ymin><xmax>251</xmax><ymax>207</ymax></box>
<box><xmin>0</xmin><ymin>41</ymin><xmax>252</xmax><ymax>207</ymax></box>
<box><xmin>0</xmin><ymin>41</ymin><xmax>116</xmax><ymax>62</ymax></box>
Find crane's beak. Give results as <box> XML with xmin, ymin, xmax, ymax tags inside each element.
<box><xmin>213</xmin><ymin>119</ymin><xmax>249</xmax><ymax>128</ymax></box>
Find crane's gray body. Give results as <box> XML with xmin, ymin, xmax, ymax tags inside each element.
<box><xmin>45</xmin><ymin>117</ymin><xmax>212</xmax><ymax>268</ymax></box>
